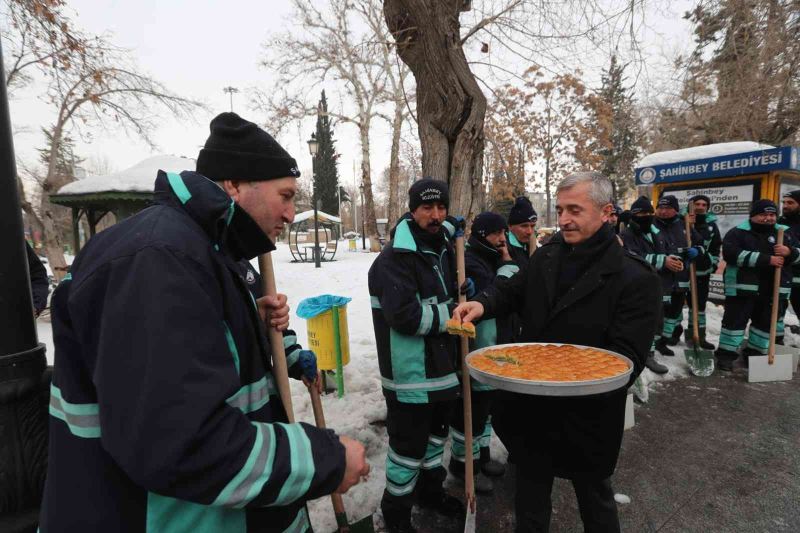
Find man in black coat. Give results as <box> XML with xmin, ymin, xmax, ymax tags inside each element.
<box><xmin>453</xmin><ymin>172</ymin><xmax>660</xmax><ymax>533</ymax></box>
<box><xmin>779</xmin><ymin>189</ymin><xmax>800</xmax><ymax>328</ymax></box>
<box><xmin>26</xmin><ymin>242</ymin><xmax>49</xmax><ymax>316</ymax></box>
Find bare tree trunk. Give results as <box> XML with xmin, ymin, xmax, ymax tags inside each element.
<box><xmin>40</xmin><ymin>122</ymin><xmax>69</xmax><ymax>280</ymax></box>
<box><xmin>544</xmin><ymin>157</ymin><xmax>552</xmax><ymax>227</ymax></box>
<box><xmin>387</xmin><ymin>101</ymin><xmax>405</xmax><ymax>226</ymax></box>
<box><xmin>384</xmin><ymin>0</ymin><xmax>486</xmax><ymax>221</ymax></box>
<box><xmin>359</xmin><ymin>123</ymin><xmax>382</xmax><ymax>252</ymax></box>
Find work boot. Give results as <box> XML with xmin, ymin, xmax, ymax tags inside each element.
<box><xmin>699</xmin><ymin>337</ymin><xmax>715</xmax><ymax>350</ymax></box>
<box><xmin>741</xmin><ymin>347</ymin><xmax>761</xmax><ymax>369</ymax></box>
<box><xmin>417</xmin><ymin>490</ymin><xmax>465</xmax><ymax>518</ymax></box>
<box><xmin>667</xmin><ymin>324</ymin><xmax>683</xmax><ymax>346</ymax></box>
<box><xmin>655</xmin><ymin>338</ymin><xmax>675</xmax><ymax>356</ymax></box>
<box><xmin>480</xmin><ymin>447</ymin><xmax>506</xmax><ymax>477</ymax></box>
<box><xmin>644</xmin><ymin>354</ymin><xmax>669</xmax><ymax>374</ymax></box>
<box><xmin>381</xmin><ymin>501</ymin><xmax>417</xmax><ymax>533</ymax></box>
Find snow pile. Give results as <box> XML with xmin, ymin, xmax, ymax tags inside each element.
<box><xmin>614</xmin><ymin>493</ymin><xmax>631</xmax><ymax>504</ymax></box>
<box><xmin>57</xmin><ymin>155</ymin><xmax>195</xmax><ymax>195</ymax></box>
<box><xmin>637</xmin><ymin>142</ymin><xmax>775</xmax><ymax>168</ymax></box>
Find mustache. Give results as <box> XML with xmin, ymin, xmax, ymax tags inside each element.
<box><xmin>559</xmin><ymin>224</ymin><xmax>579</xmax><ymax>231</ymax></box>
<box><xmin>428</xmin><ymin>220</ymin><xmax>442</xmax><ymax>227</ymax></box>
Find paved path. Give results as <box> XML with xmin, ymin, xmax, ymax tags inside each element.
<box><xmin>413</xmin><ymin>368</ymin><xmax>800</xmax><ymax>532</ymax></box>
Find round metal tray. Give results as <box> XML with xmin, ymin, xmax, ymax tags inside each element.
<box><xmin>466</xmin><ymin>342</ymin><xmax>633</xmax><ymax>397</ymax></box>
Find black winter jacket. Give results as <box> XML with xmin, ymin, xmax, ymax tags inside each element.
<box><xmin>778</xmin><ymin>212</ymin><xmax>800</xmax><ymax>286</ymax></box>
<box><xmin>369</xmin><ymin>218</ymin><xmax>460</xmax><ymax>404</ymax></box>
<box><xmin>474</xmin><ymin>227</ymin><xmax>660</xmax><ymax>479</ymax></box>
<box><xmin>620</xmin><ymin>221</ymin><xmax>672</xmax><ymax>297</ymax></box>
<box><xmin>653</xmin><ymin>216</ymin><xmax>703</xmax><ymax>293</ymax></box>
<box><xmin>27</xmin><ymin>242</ymin><xmax>50</xmax><ymax>314</ymax></box>
<box><xmin>40</xmin><ymin>171</ymin><xmax>345</xmax><ymax>533</ymax></box>
<box><xmin>721</xmin><ymin>220</ymin><xmax>800</xmax><ymax>298</ymax></box>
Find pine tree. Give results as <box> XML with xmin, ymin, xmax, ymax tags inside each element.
<box><xmin>313</xmin><ymin>90</ymin><xmax>340</xmax><ymax>215</ymax></box>
<box><xmin>595</xmin><ymin>55</ymin><xmax>641</xmax><ymax>201</ymax></box>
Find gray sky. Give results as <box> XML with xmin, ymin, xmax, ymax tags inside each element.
<box><xmin>6</xmin><ymin>0</ymin><xmax>695</xmax><ymax>191</ymax></box>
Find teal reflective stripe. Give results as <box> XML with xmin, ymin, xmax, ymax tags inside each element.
<box><xmin>442</xmin><ymin>219</ymin><xmax>456</xmax><ymax>238</ymax></box>
<box><xmin>662</xmin><ymin>295</ymin><xmax>672</xmax><ymax>303</ymax></box>
<box><xmin>285</xmin><ymin>347</ymin><xmax>301</xmax><ymax>368</ymax></box>
<box><xmin>271</xmin><ymin>423</ymin><xmax>315</xmax><ymax>506</ymax></box>
<box><xmin>282</xmin><ymin>508</ymin><xmax>310</xmax><ymax>533</ymax></box>
<box><xmin>388</xmin><ymin>329</ymin><xmax>428</xmax><ymax>403</ymax></box>
<box><xmin>147</xmin><ymin>493</ymin><xmax>245</xmax><ymax>533</ymax></box>
<box><xmin>793</xmin><ymin>277</ymin><xmax>800</xmax><ymax>284</ymax></box>
<box><xmin>415</xmin><ymin>305</ymin><xmax>434</xmax><ymax>336</ymax></box>
<box><xmin>386</xmin><ymin>454</ymin><xmax>420</xmax><ymax>496</ymax></box>
<box><xmin>737</xmin><ymin>250</ymin><xmax>750</xmax><ymax>267</ymax></box>
<box><xmin>370</xmin><ymin>295</ymin><xmax>382</xmax><ymax>309</ymax></box>
<box><xmin>213</xmin><ymin>422</ymin><xmax>277</xmax><ymax>507</ymax></box>
<box><xmin>166</xmin><ymin>172</ymin><xmax>192</xmax><ymax>204</ymax></box>
<box><xmin>478</xmin><ymin>419</ymin><xmax>492</xmax><ymax>448</ymax></box>
<box><xmin>63</xmin><ymin>272</ymin><xmax>72</xmax><ymax>281</ymax></box>
<box><xmin>223</xmin><ymin>322</ymin><xmax>240</xmax><ymax>376</ymax></box>
<box><xmin>748</xmin><ymin>252</ymin><xmax>760</xmax><ymax>267</ymax></box>
<box><xmin>718</xmin><ymin>328</ymin><xmax>744</xmax><ymax>352</ymax></box>
<box><xmin>226</xmin><ymin>200</ymin><xmax>235</xmax><ymax>226</ymax></box>
<box><xmin>436</xmin><ymin>303</ymin><xmax>451</xmax><ymax>333</ymax></box>
<box><xmin>283</xmin><ymin>334</ymin><xmax>298</xmax><ymax>348</ymax></box>
<box><xmin>678</xmin><ymin>281</ymin><xmax>690</xmax><ymax>288</ymax></box>
<box><xmin>392</xmin><ymin>219</ymin><xmax>417</xmax><ymax>251</ymax></box>
<box><xmin>49</xmin><ymin>384</ymin><xmax>101</xmax><ymax>438</ymax></box>
<box><xmin>381</xmin><ymin>374</ymin><xmax>459</xmax><ymax>392</ymax></box>
<box><xmin>475</xmin><ymin>319</ymin><xmax>497</xmax><ymax>350</ymax></box>
<box><xmin>655</xmin><ymin>255</ymin><xmax>665</xmax><ymax>270</ymax></box>
<box><xmin>508</xmin><ymin>232</ymin><xmax>523</xmax><ymax>248</ymax></box>
<box><xmin>448</xmin><ymin>427</ymin><xmax>478</xmax><ymax>463</ymax></box>
<box><xmin>226</xmin><ymin>377</ymin><xmax>271</xmax><ymax>414</ymax></box>
<box><xmin>421</xmin><ymin>434</ymin><xmax>445</xmax><ymax>469</ymax></box>
<box><xmin>497</xmin><ymin>264</ymin><xmax>519</xmax><ymax>278</ymax></box>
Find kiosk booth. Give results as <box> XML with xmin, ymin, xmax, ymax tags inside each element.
<box><xmin>635</xmin><ymin>142</ymin><xmax>800</xmax><ymax>302</ymax></box>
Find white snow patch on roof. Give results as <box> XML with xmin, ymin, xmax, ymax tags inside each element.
<box><xmin>637</xmin><ymin>142</ymin><xmax>775</xmax><ymax>168</ymax></box>
<box><xmin>57</xmin><ymin>155</ymin><xmax>196</xmax><ymax>195</ymax></box>
<box><xmin>293</xmin><ymin>210</ymin><xmax>342</xmax><ymax>224</ymax></box>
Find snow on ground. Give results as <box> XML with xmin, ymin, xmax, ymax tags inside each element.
<box><xmin>34</xmin><ymin>242</ymin><xmax>800</xmax><ymax>530</ymax></box>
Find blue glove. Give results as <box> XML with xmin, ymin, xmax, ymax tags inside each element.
<box><xmin>685</xmin><ymin>246</ymin><xmax>700</xmax><ymax>261</ymax></box>
<box><xmin>453</xmin><ymin>216</ymin><xmax>466</xmax><ymax>238</ymax></box>
<box><xmin>460</xmin><ymin>277</ymin><xmax>476</xmax><ymax>298</ymax></box>
<box><xmin>298</xmin><ymin>350</ymin><xmax>318</xmax><ymax>382</ymax></box>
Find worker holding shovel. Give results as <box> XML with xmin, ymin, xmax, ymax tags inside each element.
<box><xmin>715</xmin><ymin>199</ymin><xmax>800</xmax><ymax>371</ymax></box>
<box><xmin>41</xmin><ymin>113</ymin><xmax>369</xmax><ymax>532</ymax></box>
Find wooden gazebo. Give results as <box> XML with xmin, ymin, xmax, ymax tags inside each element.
<box><xmin>50</xmin><ymin>155</ymin><xmax>195</xmax><ymax>253</ymax></box>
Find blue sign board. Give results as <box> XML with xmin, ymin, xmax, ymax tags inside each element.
<box><xmin>635</xmin><ymin>146</ymin><xmax>799</xmax><ymax>186</ymax></box>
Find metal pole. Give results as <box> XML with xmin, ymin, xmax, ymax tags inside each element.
<box><xmin>360</xmin><ymin>186</ymin><xmax>366</xmax><ymax>250</ymax></box>
<box><xmin>0</xmin><ymin>36</ymin><xmax>44</xmax><ymax>362</ymax></box>
<box><xmin>312</xmin><ymin>158</ymin><xmax>321</xmax><ymax>268</ymax></box>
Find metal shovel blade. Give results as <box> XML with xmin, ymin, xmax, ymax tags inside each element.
<box><xmin>684</xmin><ymin>345</ymin><xmax>714</xmax><ymax>377</ymax></box>
<box><xmin>748</xmin><ymin>354</ymin><xmax>793</xmax><ymax>383</ymax></box>
<box><xmin>464</xmin><ymin>506</ymin><xmax>477</xmax><ymax>533</ymax></box>
<box><xmin>331</xmin><ymin>513</ymin><xmax>375</xmax><ymax>533</ymax></box>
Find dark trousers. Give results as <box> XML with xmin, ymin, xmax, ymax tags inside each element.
<box><xmin>382</xmin><ymin>398</ymin><xmax>454</xmax><ymax>512</ymax></box>
<box><xmin>791</xmin><ymin>285</ymin><xmax>800</xmax><ymax>322</ymax></box>
<box><xmin>686</xmin><ymin>275</ymin><xmax>710</xmax><ymax>335</ymax></box>
<box><xmin>717</xmin><ymin>294</ymin><xmax>788</xmax><ymax>360</ymax></box>
<box><xmin>661</xmin><ymin>290</ymin><xmax>686</xmax><ymax>339</ymax></box>
<box><xmin>449</xmin><ymin>389</ymin><xmax>493</xmax><ymax>473</ymax></box>
<box><xmin>515</xmin><ymin>470</ymin><xmax>620</xmax><ymax>533</ymax></box>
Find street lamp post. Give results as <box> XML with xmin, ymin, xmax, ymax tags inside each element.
<box><xmin>307</xmin><ymin>134</ymin><xmax>321</xmax><ymax>268</ymax></box>
<box><xmin>359</xmin><ymin>182</ymin><xmax>366</xmax><ymax>250</ymax></box>
<box><xmin>223</xmin><ymin>86</ymin><xmax>239</xmax><ymax>112</ymax></box>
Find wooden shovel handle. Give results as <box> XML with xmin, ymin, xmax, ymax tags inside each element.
<box><xmin>309</xmin><ymin>386</ymin><xmax>350</xmax><ymax>528</ymax></box>
<box><xmin>685</xmin><ymin>204</ymin><xmax>701</xmax><ymax>343</ymax></box>
<box><xmin>455</xmin><ymin>233</ymin><xmax>476</xmax><ymax>512</ymax></box>
<box><xmin>529</xmin><ymin>231</ymin><xmax>538</xmax><ymax>257</ymax></box>
<box><xmin>769</xmin><ymin>229</ymin><xmax>784</xmax><ymax>365</ymax></box>
<box><xmin>258</xmin><ymin>254</ymin><xmax>295</xmax><ymax>423</ymax></box>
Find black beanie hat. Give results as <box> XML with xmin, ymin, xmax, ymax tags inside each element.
<box><xmin>471</xmin><ymin>212</ymin><xmax>508</xmax><ymax>238</ymax></box>
<box><xmin>508</xmin><ymin>196</ymin><xmax>538</xmax><ymax>225</ymax></box>
<box><xmin>612</xmin><ymin>204</ymin><xmax>623</xmax><ymax>216</ymax></box>
<box><xmin>196</xmin><ymin>112</ymin><xmax>301</xmax><ymax>182</ymax></box>
<box><xmin>657</xmin><ymin>195</ymin><xmax>679</xmax><ymax>211</ymax></box>
<box><xmin>750</xmin><ymin>199</ymin><xmax>778</xmax><ymax>217</ymax></box>
<box><xmin>630</xmin><ymin>196</ymin><xmax>654</xmax><ymax>215</ymax></box>
<box><xmin>408</xmin><ymin>178</ymin><xmax>449</xmax><ymax>211</ymax></box>
<box><xmin>690</xmin><ymin>194</ymin><xmax>712</xmax><ymax>207</ymax></box>
<box><xmin>783</xmin><ymin>190</ymin><xmax>800</xmax><ymax>203</ymax></box>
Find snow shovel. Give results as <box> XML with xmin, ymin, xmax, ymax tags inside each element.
<box><xmin>454</xmin><ymin>229</ymin><xmax>477</xmax><ymax>533</ymax></box>
<box><xmin>308</xmin><ymin>385</ymin><xmax>376</xmax><ymax>533</ymax></box>
<box><xmin>748</xmin><ymin>228</ymin><xmax>793</xmax><ymax>383</ymax></box>
<box><xmin>259</xmin><ymin>254</ymin><xmax>374</xmax><ymax>532</ymax></box>
<box><xmin>683</xmin><ymin>206</ymin><xmax>714</xmax><ymax>377</ymax></box>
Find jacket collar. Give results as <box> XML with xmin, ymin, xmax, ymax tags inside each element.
<box><xmin>508</xmin><ymin>231</ymin><xmax>526</xmax><ymax>250</ymax></box>
<box><xmin>392</xmin><ymin>218</ymin><xmax>449</xmax><ymax>254</ymax></box>
<box><xmin>539</xmin><ymin>236</ymin><xmax>624</xmax><ymax>317</ymax></box>
<box><xmin>153</xmin><ymin>170</ymin><xmax>275</xmax><ymax>260</ymax></box>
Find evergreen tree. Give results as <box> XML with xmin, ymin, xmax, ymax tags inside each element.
<box><xmin>313</xmin><ymin>90</ymin><xmax>340</xmax><ymax>215</ymax></box>
<box><xmin>596</xmin><ymin>55</ymin><xmax>641</xmax><ymax>200</ymax></box>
